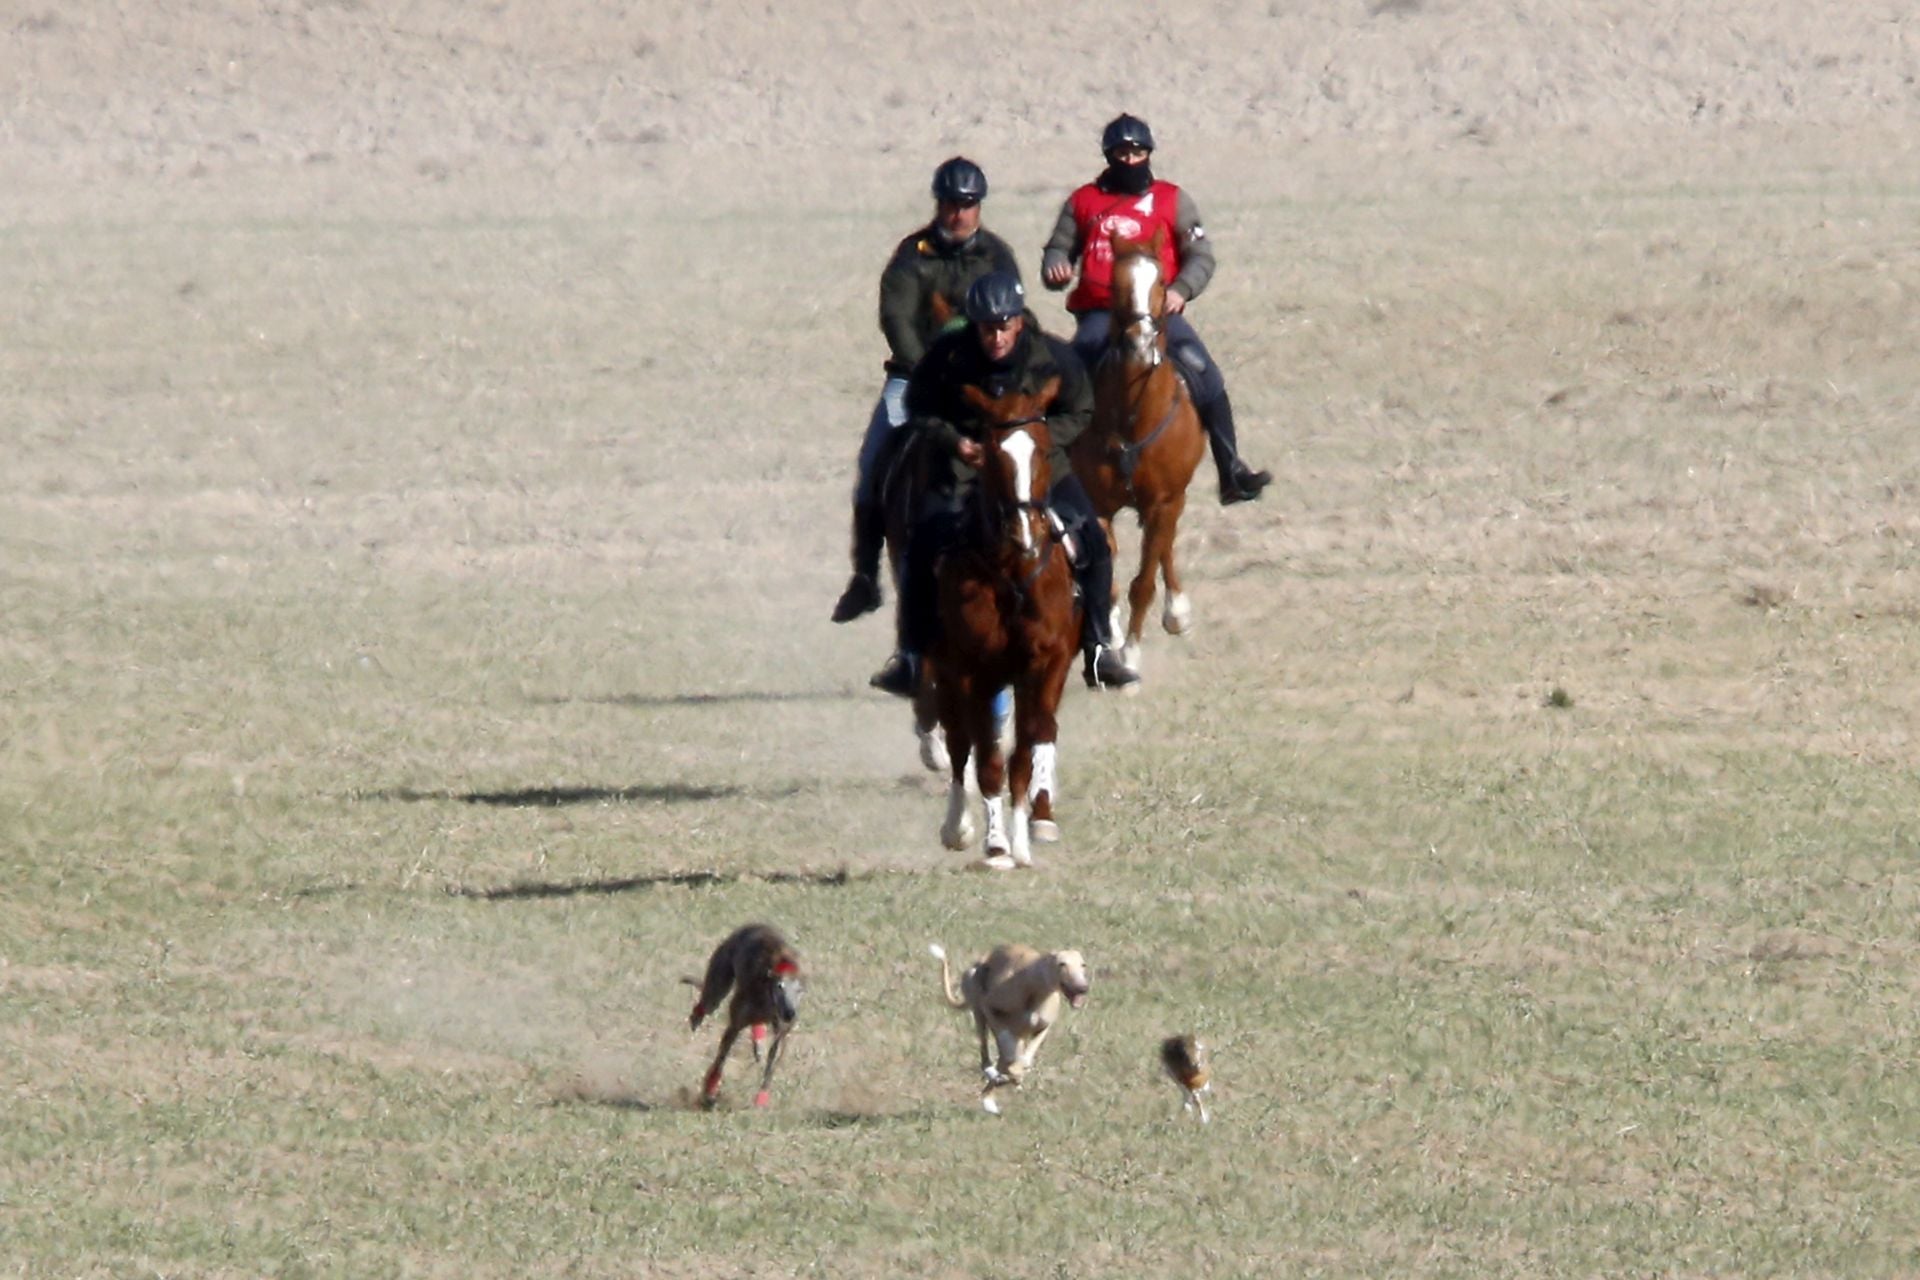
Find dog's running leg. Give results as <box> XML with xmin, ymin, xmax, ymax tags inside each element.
<box><xmin>973</xmin><ymin>1007</ymin><xmax>994</xmax><ymax>1077</ymax></box>
<box><xmin>749</xmin><ymin>1022</ymin><xmax>766</xmax><ymax>1063</ymax></box>
<box><xmin>754</xmin><ymin>1027</ymin><xmax>787</xmax><ymax>1108</ymax></box>
<box><xmin>701</xmin><ymin>1022</ymin><xmax>745</xmax><ymax>1110</ymax></box>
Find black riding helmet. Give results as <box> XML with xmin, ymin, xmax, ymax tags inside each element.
<box><xmin>931</xmin><ymin>156</ymin><xmax>989</xmax><ymax>204</ymax></box>
<box><xmin>964</xmin><ymin>271</ymin><xmax>1025</xmax><ymax>324</ymax></box>
<box><xmin>1101</xmin><ymin>113</ymin><xmax>1156</xmax><ymax>157</ymax></box>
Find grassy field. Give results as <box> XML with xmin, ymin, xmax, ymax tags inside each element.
<box><xmin>5</xmin><ymin>143</ymin><xmax>1920</xmax><ymax>1277</ymax></box>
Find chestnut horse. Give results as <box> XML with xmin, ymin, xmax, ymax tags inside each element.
<box><xmin>1069</xmin><ymin>227</ymin><xmax>1207</xmax><ymax>675</ymax></box>
<box><xmin>926</xmin><ymin>379</ymin><xmax>1079</xmax><ymax>871</ymax></box>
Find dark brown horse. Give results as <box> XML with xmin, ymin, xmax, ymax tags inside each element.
<box><xmin>875</xmin><ymin>427</ymin><xmax>948</xmax><ymax>770</ymax></box>
<box><xmin>1069</xmin><ymin>227</ymin><xmax>1207</xmax><ymax>676</ymax></box>
<box><xmin>875</xmin><ymin>289</ymin><xmax>968</xmax><ymax>772</ymax></box>
<box><xmin>926</xmin><ymin>379</ymin><xmax>1079</xmax><ymax>870</ymax></box>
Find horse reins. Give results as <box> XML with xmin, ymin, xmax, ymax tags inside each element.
<box><xmin>1099</xmin><ymin>347</ymin><xmax>1186</xmax><ymax>492</ymax></box>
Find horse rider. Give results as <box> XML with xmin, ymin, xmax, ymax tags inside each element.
<box><xmin>1040</xmin><ymin>113</ymin><xmax>1274</xmax><ymax>506</ymax></box>
<box><xmin>869</xmin><ymin>271</ymin><xmax>1140</xmax><ymax>697</ymax></box>
<box><xmin>830</xmin><ymin>156</ymin><xmax>1023</xmax><ymax>625</ymax></box>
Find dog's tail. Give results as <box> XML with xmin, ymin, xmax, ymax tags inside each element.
<box><xmin>928</xmin><ymin>944</ymin><xmax>967</xmax><ymax>1009</ymax></box>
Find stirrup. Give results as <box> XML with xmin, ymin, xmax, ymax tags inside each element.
<box><xmin>1083</xmin><ymin>645</ymin><xmax>1139</xmax><ymax>690</ymax></box>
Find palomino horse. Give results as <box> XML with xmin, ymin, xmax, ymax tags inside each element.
<box><xmin>1069</xmin><ymin>227</ymin><xmax>1208</xmax><ymax>675</ymax></box>
<box><xmin>926</xmin><ymin>380</ymin><xmax>1079</xmax><ymax>871</ymax></box>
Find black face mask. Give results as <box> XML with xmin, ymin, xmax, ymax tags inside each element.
<box><xmin>1101</xmin><ymin>160</ymin><xmax>1154</xmax><ymax>196</ymax></box>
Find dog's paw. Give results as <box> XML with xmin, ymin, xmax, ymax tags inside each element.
<box><xmin>928</xmin><ymin>943</ymin><xmax>946</xmax><ymax>961</ymax></box>
<box><xmin>981</xmin><ymin>1095</ymin><xmax>1002</xmax><ymax>1115</ymax></box>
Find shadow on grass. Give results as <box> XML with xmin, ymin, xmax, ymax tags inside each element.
<box><xmin>549</xmin><ymin>1080</ymin><xmax>940</xmax><ymax>1126</ymax></box>
<box><xmin>527</xmin><ymin>689</ymin><xmax>856</xmax><ymax>710</ymax></box>
<box><xmin>808</xmin><ymin>1107</ymin><xmax>940</xmax><ymax>1130</ymax></box>
<box><xmin>358</xmin><ymin>782</ymin><xmax>787</xmax><ymax>807</ymax></box>
<box><xmin>447</xmin><ymin>866</ymin><xmax>860</xmax><ymax>900</ymax></box>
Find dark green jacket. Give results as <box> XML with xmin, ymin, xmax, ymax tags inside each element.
<box><xmin>878</xmin><ymin>226</ymin><xmax>1021</xmax><ymax>376</ymax></box>
<box><xmin>905</xmin><ymin>317</ymin><xmax>1092</xmax><ymax>513</ymax></box>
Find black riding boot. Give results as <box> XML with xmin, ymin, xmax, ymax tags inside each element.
<box><xmin>1075</xmin><ymin>543</ymin><xmax>1139</xmax><ymax>690</ymax></box>
<box><xmin>831</xmin><ymin>502</ymin><xmax>884</xmax><ymax>623</ymax></box>
<box><xmin>1198</xmin><ymin>392</ymin><xmax>1272</xmax><ymax>506</ymax></box>
<box><xmin>871</xmin><ymin>520</ymin><xmax>943</xmax><ymax>697</ymax></box>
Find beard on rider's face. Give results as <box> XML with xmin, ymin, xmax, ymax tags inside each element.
<box><xmin>934</xmin><ymin>200</ymin><xmax>981</xmax><ymax>244</ymax></box>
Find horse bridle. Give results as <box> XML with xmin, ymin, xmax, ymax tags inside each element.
<box><xmin>969</xmin><ymin>414</ymin><xmax>1065</xmax><ymax>598</ymax></box>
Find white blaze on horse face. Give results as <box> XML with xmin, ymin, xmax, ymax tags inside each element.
<box><xmin>1122</xmin><ymin>255</ymin><xmax>1161</xmax><ymax>354</ymax></box>
<box><xmin>1001</xmin><ymin>429</ymin><xmax>1039</xmax><ymax>553</ymax></box>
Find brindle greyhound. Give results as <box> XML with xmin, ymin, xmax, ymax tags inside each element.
<box><xmin>687</xmin><ymin>923</ymin><xmax>802</xmax><ymax>1109</ymax></box>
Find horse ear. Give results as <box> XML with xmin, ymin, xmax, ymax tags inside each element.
<box><xmin>1149</xmin><ymin>225</ymin><xmax>1169</xmax><ymax>256</ymax></box>
<box><xmin>959</xmin><ymin>384</ymin><xmax>991</xmax><ymax>411</ymax></box>
<box><xmin>1038</xmin><ymin>377</ymin><xmax>1061</xmax><ymax>406</ymax></box>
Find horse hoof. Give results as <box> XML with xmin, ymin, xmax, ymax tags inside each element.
<box><xmin>1121</xmin><ymin>643</ymin><xmax>1143</xmax><ymax>673</ymax></box>
<box><xmin>1030</xmin><ymin>819</ymin><xmax>1060</xmax><ymax>844</ymax></box>
<box><xmin>982</xmin><ymin>1095</ymin><xmax>1002</xmax><ymax>1115</ymax></box>
<box><xmin>977</xmin><ymin>853</ymin><xmax>1017</xmax><ymax>872</ymax></box>
<box><xmin>942</xmin><ymin>823</ymin><xmax>974</xmax><ymax>851</ymax></box>
<box><xmin>1163</xmin><ymin>592</ymin><xmax>1193</xmax><ymax>635</ymax></box>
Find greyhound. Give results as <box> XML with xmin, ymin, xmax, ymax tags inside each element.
<box><xmin>929</xmin><ymin>942</ymin><xmax>1090</xmax><ymax>1114</ymax></box>
<box><xmin>686</xmin><ymin>923</ymin><xmax>802</xmax><ymax>1109</ymax></box>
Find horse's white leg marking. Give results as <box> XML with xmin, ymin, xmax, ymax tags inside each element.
<box><xmin>918</xmin><ymin>722</ymin><xmax>950</xmax><ymax>773</ymax></box>
<box><xmin>1009</xmin><ymin>801</ymin><xmax>1033</xmax><ymax>868</ymax></box>
<box><xmin>1028</xmin><ymin>741</ymin><xmax>1057</xmax><ymax>803</ymax></box>
<box><xmin>1028</xmin><ymin>741</ymin><xmax>1060</xmax><ymax>844</ymax></box>
<box><xmin>1121</xmin><ymin>638</ymin><xmax>1143</xmax><ymax>673</ymax></box>
<box><xmin>981</xmin><ymin>793</ymin><xmax>1008</xmax><ymax>854</ymax></box>
<box><xmin>1163</xmin><ymin>590</ymin><xmax>1192</xmax><ymax>635</ymax></box>
<box><xmin>941</xmin><ymin>778</ymin><xmax>973</xmax><ymax>850</ymax></box>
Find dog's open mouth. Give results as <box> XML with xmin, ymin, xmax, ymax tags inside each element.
<box><xmin>1066</xmin><ymin>989</ymin><xmax>1089</xmax><ymax>1008</ymax></box>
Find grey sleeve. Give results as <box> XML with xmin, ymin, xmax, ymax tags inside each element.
<box><xmin>1168</xmin><ymin>189</ymin><xmax>1217</xmax><ymax>303</ymax></box>
<box><xmin>1039</xmin><ymin>199</ymin><xmax>1081</xmax><ymax>289</ymax></box>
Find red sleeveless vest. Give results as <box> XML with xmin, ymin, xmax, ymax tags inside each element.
<box><xmin>1064</xmin><ymin>179</ymin><xmax>1183</xmax><ymax>314</ymax></box>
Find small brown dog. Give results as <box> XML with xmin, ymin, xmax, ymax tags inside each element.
<box><xmin>1161</xmin><ymin>1034</ymin><xmax>1212</xmax><ymax>1124</ymax></box>
<box><xmin>687</xmin><ymin>923</ymin><xmax>802</xmax><ymax>1109</ymax></box>
<box><xmin>930</xmin><ymin>942</ymin><xmax>1090</xmax><ymax>1113</ymax></box>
